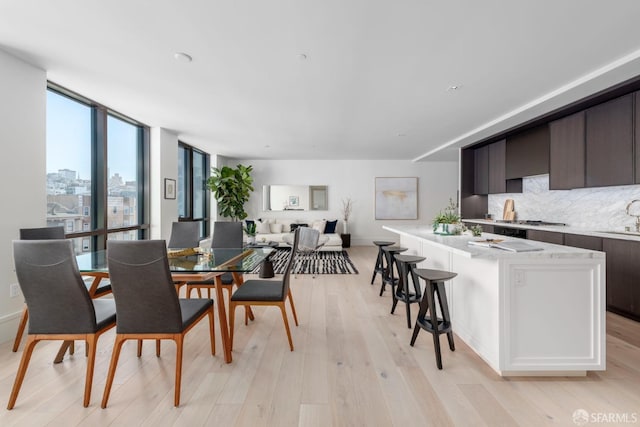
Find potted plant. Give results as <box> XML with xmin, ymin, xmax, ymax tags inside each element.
<box><xmin>432</xmin><ymin>198</ymin><xmax>462</xmax><ymax>235</ymax></box>
<box><xmin>244</xmin><ymin>221</ymin><xmax>257</xmax><ymax>244</ymax></box>
<box><xmin>206</xmin><ymin>164</ymin><xmax>254</xmax><ymax>221</ymax></box>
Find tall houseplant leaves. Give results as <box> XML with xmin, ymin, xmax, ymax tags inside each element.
<box><xmin>206</xmin><ymin>164</ymin><xmax>254</xmax><ymax>221</ymax></box>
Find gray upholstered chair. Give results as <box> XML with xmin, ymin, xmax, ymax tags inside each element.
<box><xmin>8</xmin><ymin>240</ymin><xmax>117</xmax><ymax>409</ymax></box>
<box><xmin>13</xmin><ymin>226</ymin><xmax>112</xmax><ymax>352</ymax></box>
<box><xmin>229</xmin><ymin>228</ymin><xmax>300</xmax><ymax>351</ymax></box>
<box><xmin>101</xmin><ymin>240</ymin><xmax>215</xmax><ymax>408</ymax></box>
<box><xmin>186</xmin><ymin>221</ymin><xmax>243</xmax><ymax>300</ymax></box>
<box><xmin>167</xmin><ymin>221</ymin><xmax>201</xmax><ymax>248</ymax></box>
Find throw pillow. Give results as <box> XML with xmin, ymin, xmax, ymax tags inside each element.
<box><xmin>270</xmin><ymin>223</ymin><xmax>284</xmax><ymax>233</ymax></box>
<box><xmin>277</xmin><ymin>219</ymin><xmax>296</xmax><ymax>231</ymax></box>
<box><xmin>311</xmin><ymin>220</ymin><xmax>326</xmax><ymax>234</ymax></box>
<box><xmin>324</xmin><ymin>219</ymin><xmax>338</xmax><ymax>234</ymax></box>
<box><xmin>290</xmin><ymin>223</ymin><xmax>308</xmax><ymax>232</ymax></box>
<box><xmin>256</xmin><ymin>220</ymin><xmax>271</xmax><ymax>234</ymax></box>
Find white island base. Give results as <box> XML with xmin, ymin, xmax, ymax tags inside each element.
<box><xmin>384</xmin><ymin>225</ymin><xmax>606</xmax><ymax>377</ymax></box>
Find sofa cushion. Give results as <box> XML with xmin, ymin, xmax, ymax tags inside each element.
<box><xmin>311</xmin><ymin>220</ymin><xmax>326</xmax><ymax>234</ymax></box>
<box><xmin>324</xmin><ymin>219</ymin><xmax>338</xmax><ymax>234</ymax></box>
<box><xmin>276</xmin><ymin>219</ymin><xmax>296</xmax><ymax>231</ymax></box>
<box><xmin>290</xmin><ymin>223</ymin><xmax>308</xmax><ymax>232</ymax></box>
<box><xmin>256</xmin><ymin>220</ymin><xmax>271</xmax><ymax>234</ymax></box>
<box><xmin>270</xmin><ymin>223</ymin><xmax>284</xmax><ymax>233</ymax></box>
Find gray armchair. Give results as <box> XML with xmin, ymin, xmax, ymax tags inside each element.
<box><xmin>8</xmin><ymin>239</ymin><xmax>116</xmax><ymax>409</ymax></box>
<box><xmin>101</xmin><ymin>240</ymin><xmax>215</xmax><ymax>408</ymax></box>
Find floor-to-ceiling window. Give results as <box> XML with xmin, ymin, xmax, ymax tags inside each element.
<box><xmin>178</xmin><ymin>142</ymin><xmax>210</xmax><ymax>238</ymax></box>
<box><xmin>46</xmin><ymin>85</ymin><xmax>150</xmax><ymax>253</ymax></box>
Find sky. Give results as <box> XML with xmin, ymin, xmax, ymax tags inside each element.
<box><xmin>46</xmin><ymin>90</ymin><xmax>138</xmax><ymax>182</ymax></box>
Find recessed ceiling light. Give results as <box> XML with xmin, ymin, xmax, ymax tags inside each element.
<box><xmin>447</xmin><ymin>85</ymin><xmax>462</xmax><ymax>91</ymax></box>
<box><xmin>397</xmin><ymin>133</ymin><xmax>407</xmax><ymax>137</ymax></box>
<box><xmin>174</xmin><ymin>52</ymin><xmax>193</xmax><ymax>63</ymax></box>
<box><xmin>264</xmin><ymin>145</ymin><xmax>270</xmax><ymax>148</ymax></box>
<box><xmin>297</xmin><ymin>53</ymin><xmax>308</xmax><ymax>60</ymax></box>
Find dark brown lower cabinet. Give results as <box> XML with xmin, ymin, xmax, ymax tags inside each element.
<box><xmin>564</xmin><ymin>234</ymin><xmax>602</xmax><ymax>251</ymax></box>
<box><xmin>602</xmin><ymin>238</ymin><xmax>640</xmax><ymax>319</ymax></box>
<box><xmin>526</xmin><ymin>230</ymin><xmax>564</xmax><ymax>245</ymax></box>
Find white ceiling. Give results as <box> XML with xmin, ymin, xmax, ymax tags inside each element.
<box><xmin>3</xmin><ymin>1</ymin><xmax>640</xmax><ymax>162</ymax></box>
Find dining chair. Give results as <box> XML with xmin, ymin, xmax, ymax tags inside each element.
<box><xmin>13</xmin><ymin>226</ymin><xmax>112</xmax><ymax>353</ymax></box>
<box><xmin>185</xmin><ymin>221</ymin><xmax>243</xmax><ymax>301</ymax></box>
<box><xmin>8</xmin><ymin>240</ymin><xmax>117</xmax><ymax>409</ymax></box>
<box><xmin>167</xmin><ymin>221</ymin><xmax>201</xmax><ymax>248</ymax></box>
<box><xmin>229</xmin><ymin>228</ymin><xmax>300</xmax><ymax>351</ymax></box>
<box><xmin>101</xmin><ymin>240</ymin><xmax>215</xmax><ymax>408</ymax></box>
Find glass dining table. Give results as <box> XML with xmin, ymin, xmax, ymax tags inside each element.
<box><xmin>74</xmin><ymin>246</ymin><xmax>274</xmax><ymax>364</ymax></box>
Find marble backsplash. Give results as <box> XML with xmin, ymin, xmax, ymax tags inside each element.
<box><xmin>488</xmin><ymin>175</ymin><xmax>640</xmax><ymax>231</ymax></box>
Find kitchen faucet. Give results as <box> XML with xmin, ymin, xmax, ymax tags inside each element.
<box><xmin>626</xmin><ymin>199</ymin><xmax>640</xmax><ymax>232</ymax></box>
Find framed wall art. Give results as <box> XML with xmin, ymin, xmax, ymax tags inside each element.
<box><xmin>164</xmin><ymin>178</ymin><xmax>176</xmax><ymax>200</ymax></box>
<box><xmin>375</xmin><ymin>177</ymin><xmax>418</xmax><ymax>220</ymax></box>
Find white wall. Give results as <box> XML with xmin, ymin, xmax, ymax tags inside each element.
<box><xmin>239</xmin><ymin>159</ymin><xmax>459</xmax><ymax>245</ymax></box>
<box><xmin>0</xmin><ymin>50</ymin><xmax>47</xmax><ymax>343</ymax></box>
<box><xmin>150</xmin><ymin>127</ymin><xmax>179</xmax><ymax>240</ymax></box>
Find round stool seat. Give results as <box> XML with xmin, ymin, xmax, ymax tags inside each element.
<box><xmin>415</xmin><ymin>268</ymin><xmax>457</xmax><ymax>283</ymax></box>
<box><xmin>373</xmin><ymin>241</ymin><xmax>395</xmax><ymax>247</ymax></box>
<box><xmin>394</xmin><ymin>255</ymin><xmax>426</xmax><ymax>265</ymax></box>
<box><xmin>382</xmin><ymin>246</ymin><xmax>408</xmax><ymax>254</ymax></box>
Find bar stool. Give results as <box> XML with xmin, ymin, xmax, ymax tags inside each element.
<box><xmin>392</xmin><ymin>254</ymin><xmax>426</xmax><ymax>328</ymax></box>
<box><xmin>380</xmin><ymin>246</ymin><xmax>408</xmax><ymax>296</ymax></box>
<box><xmin>371</xmin><ymin>241</ymin><xmax>395</xmax><ymax>286</ymax></box>
<box><xmin>410</xmin><ymin>268</ymin><xmax>457</xmax><ymax>370</ymax></box>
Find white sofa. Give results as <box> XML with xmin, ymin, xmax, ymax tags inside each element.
<box><xmin>248</xmin><ymin>218</ymin><xmax>343</xmax><ymax>251</ymax></box>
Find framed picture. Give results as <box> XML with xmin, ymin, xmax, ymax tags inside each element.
<box><xmin>289</xmin><ymin>195</ymin><xmax>299</xmax><ymax>207</ymax></box>
<box><xmin>164</xmin><ymin>178</ymin><xmax>176</xmax><ymax>200</ymax></box>
<box><xmin>375</xmin><ymin>177</ymin><xmax>418</xmax><ymax>220</ymax></box>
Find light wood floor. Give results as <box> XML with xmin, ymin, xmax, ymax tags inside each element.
<box><xmin>0</xmin><ymin>246</ymin><xmax>639</xmax><ymax>427</ymax></box>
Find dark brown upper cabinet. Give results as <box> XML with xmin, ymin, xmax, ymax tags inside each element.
<box><xmin>549</xmin><ymin>112</ymin><xmax>586</xmax><ymax>190</ymax></box>
<box><xmin>474</xmin><ymin>145</ymin><xmax>489</xmax><ymax>195</ymax></box>
<box><xmin>488</xmin><ymin>139</ymin><xmax>506</xmax><ymax>194</ymax></box>
<box><xmin>473</xmin><ymin>140</ymin><xmax>508</xmax><ymax>194</ymax></box>
<box><xmin>585</xmin><ymin>94</ymin><xmax>634</xmax><ymax>187</ymax></box>
<box><xmin>505</xmin><ymin>125</ymin><xmax>550</xmax><ymax>179</ymax></box>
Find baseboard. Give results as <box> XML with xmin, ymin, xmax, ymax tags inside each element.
<box><xmin>0</xmin><ymin>309</ymin><xmax>22</xmax><ymax>346</ymax></box>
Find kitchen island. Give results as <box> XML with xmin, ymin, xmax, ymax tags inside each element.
<box><xmin>384</xmin><ymin>225</ymin><xmax>606</xmax><ymax>376</ymax></box>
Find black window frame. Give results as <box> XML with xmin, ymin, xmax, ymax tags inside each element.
<box><xmin>47</xmin><ymin>83</ymin><xmax>150</xmax><ymax>251</ymax></box>
<box><xmin>178</xmin><ymin>141</ymin><xmax>210</xmax><ymax>238</ymax></box>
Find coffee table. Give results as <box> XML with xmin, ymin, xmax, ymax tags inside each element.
<box><xmin>245</xmin><ymin>241</ymin><xmax>279</xmax><ymax>278</ymax></box>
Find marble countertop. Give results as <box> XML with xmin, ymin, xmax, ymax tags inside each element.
<box><xmin>462</xmin><ymin>219</ymin><xmax>640</xmax><ymax>242</ymax></box>
<box><xmin>383</xmin><ymin>225</ymin><xmax>605</xmax><ymax>260</ymax></box>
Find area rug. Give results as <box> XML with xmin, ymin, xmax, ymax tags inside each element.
<box><xmin>251</xmin><ymin>249</ymin><xmax>359</xmax><ymax>275</ymax></box>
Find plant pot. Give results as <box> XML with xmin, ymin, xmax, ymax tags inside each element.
<box><xmin>433</xmin><ymin>223</ymin><xmax>461</xmax><ymax>235</ymax></box>
<box><xmin>247</xmin><ymin>235</ymin><xmax>256</xmax><ymax>244</ymax></box>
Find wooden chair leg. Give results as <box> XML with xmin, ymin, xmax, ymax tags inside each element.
<box><xmin>156</xmin><ymin>340</ymin><xmax>161</xmax><ymax>357</ymax></box>
<box><xmin>12</xmin><ymin>306</ymin><xmax>28</xmax><ymax>352</ymax></box>
<box><xmin>174</xmin><ymin>335</ymin><xmax>184</xmax><ymax>407</ymax></box>
<box><xmin>278</xmin><ymin>303</ymin><xmax>294</xmax><ymax>351</ymax></box>
<box><xmin>207</xmin><ymin>309</ymin><xmax>215</xmax><ymax>355</ymax></box>
<box><xmin>7</xmin><ymin>335</ymin><xmax>38</xmax><ymax>409</ymax></box>
<box><xmin>287</xmin><ymin>289</ymin><xmax>299</xmax><ymax>326</ymax></box>
<box><xmin>229</xmin><ymin>302</ymin><xmax>237</xmax><ymax>352</ymax></box>
<box><xmin>137</xmin><ymin>340</ymin><xmax>143</xmax><ymax>357</ymax></box>
<box><xmin>83</xmin><ymin>335</ymin><xmax>98</xmax><ymax>407</ymax></box>
<box><xmin>102</xmin><ymin>335</ymin><xmax>126</xmax><ymax>408</ymax></box>
<box><xmin>70</xmin><ymin>341</ymin><xmax>75</xmax><ymax>355</ymax></box>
